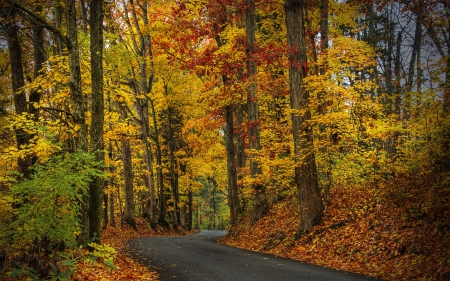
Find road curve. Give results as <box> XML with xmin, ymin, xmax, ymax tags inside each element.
<box><xmin>127</xmin><ymin>230</ymin><xmax>380</xmax><ymax>281</ymax></box>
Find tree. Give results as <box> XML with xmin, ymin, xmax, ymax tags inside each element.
<box><xmin>285</xmin><ymin>0</ymin><xmax>324</xmax><ymax>237</ymax></box>
<box><xmin>117</xmin><ymin>0</ymin><xmax>160</xmax><ymax>228</ymax></box>
<box><xmin>246</xmin><ymin>0</ymin><xmax>268</xmax><ymax>222</ymax></box>
<box><xmin>116</xmin><ymin>102</ymin><xmax>137</xmax><ymax>230</ymax></box>
<box><xmin>89</xmin><ymin>0</ymin><xmax>105</xmax><ymax>242</ymax></box>
<box><xmin>2</xmin><ymin>6</ymin><xmax>32</xmax><ymax>180</ymax></box>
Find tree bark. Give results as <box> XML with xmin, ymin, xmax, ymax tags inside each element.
<box><xmin>148</xmin><ymin>98</ymin><xmax>167</xmax><ymax>227</ymax></box>
<box><xmin>320</xmin><ymin>0</ymin><xmax>329</xmax><ymax>53</ymax></box>
<box><xmin>406</xmin><ymin>0</ymin><xmax>424</xmax><ymax>93</ymax></box>
<box><xmin>246</xmin><ymin>0</ymin><xmax>268</xmax><ymax>222</ymax></box>
<box><xmin>187</xmin><ymin>190</ymin><xmax>193</xmax><ymax>230</ymax></box>
<box><xmin>285</xmin><ymin>0</ymin><xmax>324</xmax><ymax>238</ymax></box>
<box><xmin>64</xmin><ymin>0</ymin><xmax>90</xmax><ymax>245</ymax></box>
<box><xmin>225</xmin><ymin>104</ymin><xmax>240</xmax><ymax>225</ymax></box>
<box><xmin>117</xmin><ymin>102</ymin><xmax>137</xmax><ymax>230</ymax></box>
<box><xmin>121</xmin><ymin>135</ymin><xmax>137</xmax><ymax>230</ymax></box>
<box><xmin>30</xmin><ymin>6</ymin><xmax>45</xmax><ymax>124</ymax></box>
<box><xmin>3</xmin><ymin>7</ymin><xmax>33</xmax><ymax>180</ymax></box>
<box><xmin>89</xmin><ymin>0</ymin><xmax>105</xmax><ymax>242</ymax></box>
<box><xmin>236</xmin><ymin>103</ymin><xmax>245</xmax><ymax>209</ymax></box>
<box><xmin>166</xmin><ymin>105</ymin><xmax>180</xmax><ymax>227</ymax></box>
<box><xmin>319</xmin><ymin>0</ymin><xmax>331</xmax><ymax>206</ymax></box>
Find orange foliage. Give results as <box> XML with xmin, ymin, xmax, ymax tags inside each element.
<box><xmin>219</xmin><ymin>181</ymin><xmax>450</xmax><ymax>281</ymax></box>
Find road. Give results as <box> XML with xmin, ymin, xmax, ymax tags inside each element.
<box><xmin>127</xmin><ymin>230</ymin><xmax>380</xmax><ymax>281</ymax></box>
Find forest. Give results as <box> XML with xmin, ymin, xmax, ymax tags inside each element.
<box><xmin>0</xmin><ymin>0</ymin><xmax>449</xmax><ymax>280</ymax></box>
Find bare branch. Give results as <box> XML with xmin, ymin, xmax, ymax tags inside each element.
<box><xmin>4</xmin><ymin>0</ymin><xmax>72</xmax><ymax>48</ymax></box>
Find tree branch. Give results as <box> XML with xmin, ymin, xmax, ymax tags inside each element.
<box><xmin>4</xmin><ymin>0</ymin><xmax>72</xmax><ymax>48</ymax></box>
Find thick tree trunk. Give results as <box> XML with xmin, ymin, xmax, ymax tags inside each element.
<box><xmin>89</xmin><ymin>0</ymin><xmax>105</xmax><ymax>243</ymax></box>
<box><xmin>214</xmin><ymin>16</ymin><xmax>241</xmax><ymax>225</ymax></box>
<box><xmin>167</xmin><ymin>106</ymin><xmax>180</xmax><ymax>227</ymax></box>
<box><xmin>246</xmin><ymin>0</ymin><xmax>268</xmax><ymax>222</ymax></box>
<box><xmin>4</xmin><ymin>7</ymin><xmax>32</xmax><ymax>180</ymax></box>
<box><xmin>285</xmin><ymin>0</ymin><xmax>324</xmax><ymax>238</ymax></box>
<box><xmin>225</xmin><ymin>105</ymin><xmax>240</xmax><ymax>225</ymax></box>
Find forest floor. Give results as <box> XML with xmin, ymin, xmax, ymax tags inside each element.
<box><xmin>219</xmin><ymin>182</ymin><xmax>450</xmax><ymax>281</ymax></box>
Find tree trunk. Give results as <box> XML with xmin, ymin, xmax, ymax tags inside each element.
<box><xmin>102</xmin><ymin>193</ymin><xmax>108</xmax><ymax>229</ymax></box>
<box><xmin>246</xmin><ymin>0</ymin><xmax>268</xmax><ymax>222</ymax></box>
<box><xmin>320</xmin><ymin>0</ymin><xmax>329</xmax><ymax>53</ymax></box>
<box><xmin>214</xmin><ymin>13</ymin><xmax>241</xmax><ymax>225</ymax></box>
<box><xmin>187</xmin><ymin>190</ymin><xmax>193</xmax><ymax>231</ymax></box>
<box><xmin>167</xmin><ymin>105</ymin><xmax>180</xmax><ymax>227</ymax></box>
<box><xmin>51</xmin><ymin>1</ymin><xmax>63</xmax><ymax>56</ymax></box>
<box><xmin>4</xmin><ymin>7</ymin><xmax>33</xmax><ymax>180</ymax></box>
<box><xmin>285</xmin><ymin>0</ymin><xmax>324</xmax><ymax>238</ymax></box>
<box><xmin>236</xmin><ymin>104</ymin><xmax>245</xmax><ymax>209</ymax></box>
<box><xmin>135</xmin><ymin>96</ymin><xmax>157</xmax><ymax>228</ymax></box>
<box><xmin>64</xmin><ymin>0</ymin><xmax>90</xmax><ymax>245</ymax></box>
<box><xmin>148</xmin><ymin>98</ymin><xmax>167</xmax><ymax>227</ymax></box>
<box><xmin>30</xmin><ymin>8</ymin><xmax>45</xmax><ymax>123</ymax></box>
<box><xmin>109</xmin><ymin>193</ymin><xmax>115</xmax><ymax>227</ymax></box>
<box><xmin>406</xmin><ymin>0</ymin><xmax>424</xmax><ymax>93</ymax></box>
<box><xmin>225</xmin><ymin>104</ymin><xmax>240</xmax><ymax>225</ymax></box>
<box><xmin>117</xmin><ymin>103</ymin><xmax>137</xmax><ymax>230</ymax></box>
<box><xmin>320</xmin><ymin>0</ymin><xmax>331</xmax><ymax>206</ymax></box>
<box><xmin>394</xmin><ymin>32</ymin><xmax>402</xmax><ymax>117</ymax></box>
<box><xmin>88</xmin><ymin>0</ymin><xmax>105</xmax><ymax>243</ymax></box>
<box><xmin>121</xmin><ymin>135</ymin><xmax>137</xmax><ymax>230</ymax></box>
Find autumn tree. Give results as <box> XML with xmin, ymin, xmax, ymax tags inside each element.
<box><xmin>109</xmin><ymin>0</ymin><xmax>161</xmax><ymax>228</ymax></box>
<box><xmin>246</xmin><ymin>0</ymin><xmax>268</xmax><ymax>222</ymax></box>
<box><xmin>3</xmin><ymin>0</ymin><xmax>109</xmax><ymax>245</ymax></box>
<box><xmin>285</xmin><ymin>0</ymin><xmax>324</xmax><ymax>237</ymax></box>
<box><xmin>169</xmin><ymin>0</ymin><xmax>244</xmax><ymax>225</ymax></box>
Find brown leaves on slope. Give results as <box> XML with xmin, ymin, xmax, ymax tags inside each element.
<box><xmin>219</xmin><ymin>182</ymin><xmax>450</xmax><ymax>281</ymax></box>
<box><xmin>72</xmin><ymin>218</ymin><xmax>195</xmax><ymax>281</ymax></box>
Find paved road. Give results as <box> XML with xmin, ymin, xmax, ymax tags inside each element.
<box><xmin>128</xmin><ymin>230</ymin><xmax>380</xmax><ymax>281</ymax></box>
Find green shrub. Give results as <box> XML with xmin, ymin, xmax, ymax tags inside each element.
<box><xmin>1</xmin><ymin>151</ymin><xmax>104</xmax><ymax>248</ymax></box>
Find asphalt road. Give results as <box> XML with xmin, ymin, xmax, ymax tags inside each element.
<box><xmin>127</xmin><ymin>230</ymin><xmax>380</xmax><ymax>281</ymax></box>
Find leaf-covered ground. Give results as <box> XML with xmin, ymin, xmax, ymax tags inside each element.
<box><xmin>219</xmin><ymin>183</ymin><xmax>450</xmax><ymax>281</ymax></box>
<box><xmin>2</xmin><ymin>218</ymin><xmax>193</xmax><ymax>281</ymax></box>
<box><xmin>71</xmin><ymin>219</ymin><xmax>194</xmax><ymax>280</ymax></box>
